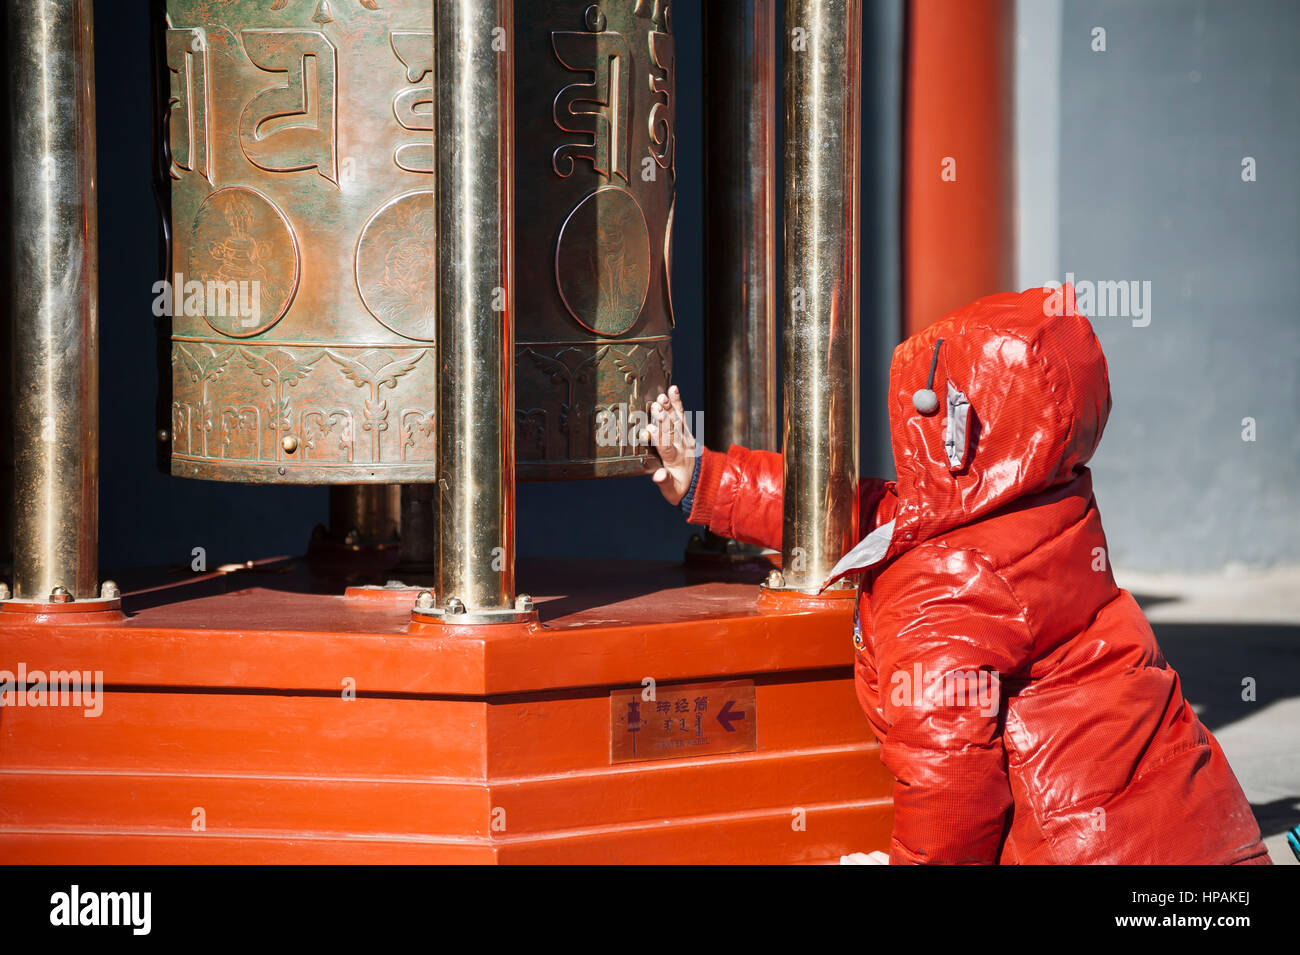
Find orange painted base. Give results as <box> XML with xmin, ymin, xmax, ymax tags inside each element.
<box><xmin>0</xmin><ymin>558</ymin><xmax>893</xmax><ymax>863</ymax></box>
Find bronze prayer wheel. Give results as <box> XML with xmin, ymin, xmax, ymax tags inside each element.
<box><xmin>161</xmin><ymin>0</ymin><xmax>675</xmax><ymax>485</ymax></box>
<box><xmin>513</xmin><ymin>0</ymin><xmax>676</xmax><ymax>479</ymax></box>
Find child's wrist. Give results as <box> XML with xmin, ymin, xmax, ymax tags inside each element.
<box><xmin>677</xmin><ymin>453</ymin><xmax>703</xmax><ymax>516</ymax></box>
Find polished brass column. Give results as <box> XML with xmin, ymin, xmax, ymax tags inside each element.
<box><xmin>328</xmin><ymin>486</ymin><xmax>401</xmax><ymax>548</ymax></box>
<box><xmin>8</xmin><ymin>0</ymin><xmax>100</xmax><ymax>601</ymax></box>
<box><xmin>703</xmin><ymin>0</ymin><xmax>778</xmax><ymax>454</ymax></box>
<box><xmin>427</xmin><ymin>0</ymin><xmax>520</xmax><ymax>620</ymax></box>
<box><xmin>397</xmin><ymin>483</ymin><xmax>436</xmax><ymax>573</ymax></box>
<box><xmin>776</xmin><ymin>0</ymin><xmax>861</xmax><ymax>592</ymax></box>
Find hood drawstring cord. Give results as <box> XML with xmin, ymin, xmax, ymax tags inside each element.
<box><xmin>912</xmin><ymin>339</ymin><xmax>944</xmax><ymax>415</ymax></box>
<box><xmin>852</xmin><ymin>573</ymin><xmax>866</xmax><ymax>648</ymax></box>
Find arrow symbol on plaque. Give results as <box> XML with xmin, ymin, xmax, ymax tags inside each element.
<box><xmin>715</xmin><ymin>699</ymin><xmax>747</xmax><ymax>733</ymax></box>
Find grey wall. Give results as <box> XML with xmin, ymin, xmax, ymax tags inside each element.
<box><xmin>1018</xmin><ymin>0</ymin><xmax>1300</xmax><ymax>571</ymax></box>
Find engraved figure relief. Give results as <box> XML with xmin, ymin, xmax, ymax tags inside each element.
<box><xmin>592</xmin><ymin>343</ymin><xmax>660</xmax><ymax>456</ymax></box>
<box><xmin>516</xmin><ymin>409</ymin><xmax>549</xmax><ymax>460</ymax></box>
<box><xmin>238</xmin><ymin>346</ymin><xmax>324</xmax><ymax>460</ymax></box>
<box><xmin>552</xmin><ymin>9</ymin><xmax>632</xmax><ymax>183</ymax></box>
<box><xmin>220</xmin><ymin>406</ymin><xmax>263</xmax><ymax>461</ymax></box>
<box><xmin>593</xmin><ymin>400</ymin><xmax>626</xmax><ymax>455</ymax></box>
<box><xmin>188</xmin><ymin>186</ymin><xmax>301</xmax><ymax>337</ymax></box>
<box><xmin>355</xmin><ymin>191</ymin><xmax>436</xmax><ymax>340</ymax></box>
<box><xmin>391</xmin><ymin>31</ymin><xmax>433</xmax><ymax>174</ymax></box>
<box><xmin>267</xmin><ymin>0</ymin><xmax>382</xmax><ymax>18</ymax></box>
<box><xmin>519</xmin><ymin>341</ymin><xmax>668</xmax><ymax>464</ymax></box>
<box><xmin>523</xmin><ymin>344</ymin><xmax>610</xmax><ymax>460</ymax></box>
<box><xmin>170</xmin><ymin>338</ymin><xmax>435</xmax><ymax>477</ymax></box>
<box><xmin>173</xmin><ymin>343</ymin><xmax>234</xmax><ymax>458</ymax></box>
<box><xmin>610</xmin><ymin>343</ymin><xmax>656</xmax><ymax>408</ymax></box>
<box><xmin>165</xmin><ymin>23</ymin><xmax>211</xmax><ymax>182</ymax></box>
<box><xmin>325</xmin><ymin>349</ymin><xmax>428</xmax><ymax>463</ymax></box>
<box><xmin>238</xmin><ymin>29</ymin><xmax>339</xmax><ymax>185</ymax></box>
<box><xmin>171</xmin><ymin>402</ymin><xmax>193</xmax><ymax>456</ymax></box>
<box><xmin>300</xmin><ymin>410</ymin><xmax>355</xmax><ymax>462</ymax></box>
<box><xmin>399</xmin><ymin>408</ymin><xmax>436</xmax><ymax>462</ymax></box>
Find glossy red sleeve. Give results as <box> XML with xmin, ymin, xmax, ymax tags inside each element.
<box><xmin>686</xmin><ymin>445</ymin><xmax>897</xmax><ymax>553</ymax></box>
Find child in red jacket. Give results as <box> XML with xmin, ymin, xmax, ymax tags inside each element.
<box><xmin>648</xmin><ymin>285</ymin><xmax>1269</xmax><ymax>865</ymax></box>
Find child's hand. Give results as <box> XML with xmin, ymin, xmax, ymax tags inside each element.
<box><xmin>648</xmin><ymin>385</ymin><xmax>698</xmax><ymax>507</ymax></box>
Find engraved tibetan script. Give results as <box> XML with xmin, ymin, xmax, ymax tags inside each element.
<box><xmin>239</xmin><ymin>29</ymin><xmax>339</xmax><ymax>184</ymax></box>
<box><xmin>552</xmin><ymin>24</ymin><xmax>632</xmax><ymax>183</ymax></box>
<box><xmin>645</xmin><ymin>7</ymin><xmax>675</xmax><ymax>176</ymax></box>
<box><xmin>391</xmin><ymin>31</ymin><xmax>434</xmax><ymax>174</ymax></box>
<box><xmin>165</xmin><ymin>25</ymin><xmax>211</xmax><ymax>181</ymax></box>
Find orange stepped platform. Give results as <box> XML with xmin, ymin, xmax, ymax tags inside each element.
<box><xmin>0</xmin><ymin>557</ymin><xmax>893</xmax><ymax>863</ymax></box>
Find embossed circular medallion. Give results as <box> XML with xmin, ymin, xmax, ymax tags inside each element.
<box><xmin>555</xmin><ymin>186</ymin><xmax>652</xmax><ymax>337</ymax></box>
<box><xmin>188</xmin><ymin>186</ymin><xmax>300</xmax><ymax>338</ymax></box>
<box><xmin>356</xmin><ymin>191</ymin><xmax>437</xmax><ymax>342</ymax></box>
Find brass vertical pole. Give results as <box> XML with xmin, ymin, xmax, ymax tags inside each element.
<box><xmin>703</xmin><ymin>0</ymin><xmax>778</xmax><ymax>454</ymax></box>
<box><xmin>8</xmin><ymin>0</ymin><xmax>100</xmax><ymax>602</ymax></box>
<box><xmin>423</xmin><ymin>0</ymin><xmax>527</xmax><ymax>623</ymax></box>
<box><xmin>776</xmin><ymin>0</ymin><xmax>861</xmax><ymax>592</ymax></box>
<box><xmin>328</xmin><ymin>486</ymin><xmax>400</xmax><ymax>548</ymax></box>
<box><xmin>397</xmin><ymin>483</ymin><xmax>436</xmax><ymax>573</ymax></box>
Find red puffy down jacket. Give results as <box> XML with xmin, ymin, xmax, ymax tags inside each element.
<box><xmin>686</xmin><ymin>286</ymin><xmax>1268</xmax><ymax>865</ymax></box>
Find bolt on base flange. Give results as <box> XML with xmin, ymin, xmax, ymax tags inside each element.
<box><xmin>759</xmin><ymin>567</ymin><xmax>857</xmax><ymax>596</ymax></box>
<box><xmin>410</xmin><ymin>592</ymin><xmax>540</xmax><ymax>626</ymax></box>
<box><xmin>0</xmin><ymin>580</ymin><xmax>123</xmax><ymax>607</ymax></box>
<box><xmin>0</xmin><ymin>578</ymin><xmax>126</xmax><ymax>622</ymax></box>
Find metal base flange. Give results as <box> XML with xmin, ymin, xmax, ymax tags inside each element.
<box><xmin>411</xmin><ymin>605</ymin><xmax>541</xmax><ymax>626</ymax></box>
<box><xmin>409</xmin><ymin>591</ymin><xmax>541</xmax><ymax>627</ymax></box>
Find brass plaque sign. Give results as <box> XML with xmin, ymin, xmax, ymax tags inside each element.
<box><xmin>611</xmin><ymin>680</ymin><xmax>757</xmax><ymax>764</ymax></box>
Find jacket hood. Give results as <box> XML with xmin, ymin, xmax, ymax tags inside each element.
<box><xmin>824</xmin><ymin>284</ymin><xmax>1111</xmax><ymax>588</ymax></box>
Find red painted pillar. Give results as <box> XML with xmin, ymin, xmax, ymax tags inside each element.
<box><xmin>904</xmin><ymin>0</ymin><xmax>1016</xmax><ymax>336</ymax></box>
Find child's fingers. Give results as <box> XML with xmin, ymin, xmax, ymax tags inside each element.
<box><xmin>650</xmin><ymin>393</ymin><xmax>693</xmax><ymax>464</ymax></box>
<box><xmin>647</xmin><ymin>422</ymin><xmax>678</xmax><ymax>465</ymax></box>
<box><xmin>648</xmin><ymin>405</ymin><xmax>667</xmax><ymax>448</ymax></box>
<box><xmin>667</xmin><ymin>387</ymin><xmax>695</xmax><ymax>450</ymax></box>
<box><xmin>648</xmin><ymin>398</ymin><xmax>663</xmax><ymax>443</ymax></box>
<box><xmin>661</xmin><ymin>402</ymin><xmax>678</xmax><ymax>446</ymax></box>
